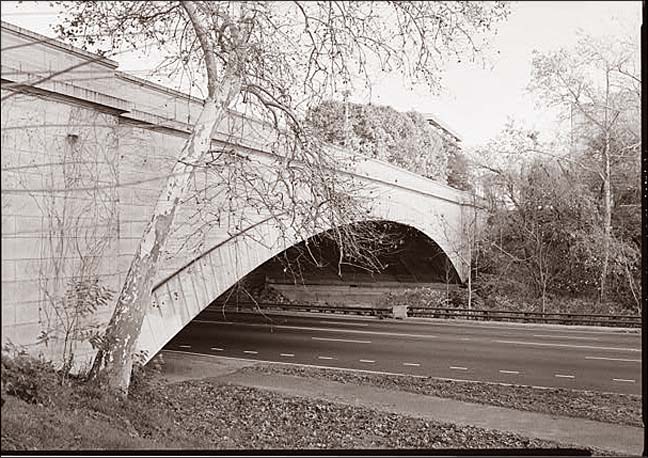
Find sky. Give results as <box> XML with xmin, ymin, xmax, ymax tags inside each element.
<box><xmin>0</xmin><ymin>1</ymin><xmax>642</xmax><ymax>146</ymax></box>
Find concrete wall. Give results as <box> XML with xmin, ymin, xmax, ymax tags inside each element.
<box><xmin>1</xmin><ymin>21</ymin><xmax>476</xmax><ymax>368</ymax></box>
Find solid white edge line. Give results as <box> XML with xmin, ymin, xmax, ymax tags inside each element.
<box><xmin>585</xmin><ymin>356</ymin><xmax>641</xmax><ymax>362</ymax></box>
<box><xmin>612</xmin><ymin>378</ymin><xmax>636</xmax><ymax>383</ymax></box>
<box><xmin>162</xmin><ymin>350</ymin><xmax>638</xmax><ymax>395</ymax></box>
<box><xmin>193</xmin><ymin>319</ymin><xmax>437</xmax><ymax>339</ymax></box>
<box><xmin>311</xmin><ymin>336</ymin><xmax>371</xmax><ymax>344</ymax></box>
<box><xmin>319</xmin><ymin>320</ymin><xmax>369</xmax><ymax>327</ymax></box>
<box><xmin>532</xmin><ymin>334</ymin><xmax>599</xmax><ymax>340</ymax></box>
<box><xmin>196</xmin><ymin>312</ymin><xmax>640</xmax><ymax>335</ymax></box>
<box><xmin>494</xmin><ymin>339</ymin><xmax>641</xmax><ymax>352</ymax></box>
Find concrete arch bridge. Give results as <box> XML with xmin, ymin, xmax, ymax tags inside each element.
<box><xmin>0</xmin><ymin>21</ymin><xmax>478</xmax><ymax>367</ymax></box>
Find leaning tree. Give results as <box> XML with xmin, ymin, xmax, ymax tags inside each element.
<box><xmin>53</xmin><ymin>0</ymin><xmax>510</xmax><ymax>394</ymax></box>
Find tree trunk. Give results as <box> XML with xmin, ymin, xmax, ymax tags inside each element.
<box><xmin>599</xmin><ymin>130</ymin><xmax>612</xmax><ymax>303</ymax></box>
<box><xmin>89</xmin><ymin>0</ymin><xmax>244</xmax><ymax>394</ymax></box>
<box><xmin>89</xmin><ymin>99</ymin><xmax>226</xmax><ymax>392</ymax></box>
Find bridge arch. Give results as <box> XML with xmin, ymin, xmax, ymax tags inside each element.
<box><xmin>1</xmin><ymin>20</ymin><xmax>476</xmax><ymax>371</ymax></box>
<box><xmin>247</xmin><ymin>220</ymin><xmax>462</xmax><ymax>287</ymax></box>
<box><xmin>137</xmin><ymin>212</ymin><xmax>465</xmax><ymax>362</ymax></box>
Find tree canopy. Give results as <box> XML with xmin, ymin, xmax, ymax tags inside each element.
<box><xmin>306</xmin><ymin>101</ymin><xmax>454</xmax><ymax>183</ymax></box>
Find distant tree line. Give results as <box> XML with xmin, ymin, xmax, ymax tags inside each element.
<box><xmin>309</xmin><ymin>30</ymin><xmax>640</xmax><ymax>315</ymax></box>
<box><xmin>470</xmin><ymin>31</ymin><xmax>640</xmax><ymax>314</ymax></box>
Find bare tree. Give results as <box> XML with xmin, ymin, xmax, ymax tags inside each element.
<box><xmin>52</xmin><ymin>0</ymin><xmax>510</xmax><ymax>393</ymax></box>
<box><xmin>529</xmin><ymin>32</ymin><xmax>641</xmax><ymax>302</ymax></box>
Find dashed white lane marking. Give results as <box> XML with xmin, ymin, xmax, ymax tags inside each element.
<box><xmin>319</xmin><ymin>320</ymin><xmax>369</xmax><ymax>327</ymax></box>
<box><xmin>359</xmin><ymin>359</ymin><xmax>375</xmax><ymax>364</ymax></box>
<box><xmin>533</xmin><ymin>334</ymin><xmax>599</xmax><ymax>340</ymax></box>
<box><xmin>243</xmin><ymin>350</ymin><xmax>258</xmax><ymax>355</ymax></box>
<box><xmin>311</xmin><ymin>336</ymin><xmax>371</xmax><ymax>344</ymax></box>
<box><xmin>495</xmin><ymin>340</ymin><xmax>640</xmax><ymax>352</ymax></box>
<box><xmin>450</xmin><ymin>366</ymin><xmax>468</xmax><ymax>371</ymax></box>
<box><xmin>585</xmin><ymin>356</ymin><xmax>641</xmax><ymax>362</ymax></box>
<box><xmin>403</xmin><ymin>362</ymin><xmax>420</xmax><ymax>367</ymax></box>
<box><xmin>210</xmin><ymin>347</ymin><xmax>223</xmax><ymax>351</ymax></box>
<box><xmin>317</xmin><ymin>356</ymin><xmax>334</xmax><ymax>360</ymax></box>
<box><xmin>291</xmin><ymin>326</ymin><xmax>437</xmax><ymax>339</ymax></box>
<box><xmin>612</xmin><ymin>378</ymin><xmax>636</xmax><ymax>383</ymax></box>
<box><xmin>178</xmin><ymin>345</ymin><xmax>191</xmax><ymax>348</ymax></box>
<box><xmin>280</xmin><ymin>353</ymin><xmax>294</xmax><ymax>357</ymax></box>
<box><xmin>555</xmin><ymin>374</ymin><xmax>575</xmax><ymax>379</ymax></box>
<box><xmin>499</xmin><ymin>370</ymin><xmax>520</xmax><ymax>375</ymax></box>
<box><xmin>166</xmin><ymin>351</ymin><xmax>631</xmax><ymax>394</ymax></box>
<box><xmin>460</xmin><ymin>338</ymin><xmax>471</xmax><ymax>341</ymax></box>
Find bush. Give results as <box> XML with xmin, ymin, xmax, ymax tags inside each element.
<box><xmin>1</xmin><ymin>344</ymin><xmax>62</xmax><ymax>407</ymax></box>
<box><xmin>379</xmin><ymin>287</ymin><xmax>452</xmax><ymax>309</ymax></box>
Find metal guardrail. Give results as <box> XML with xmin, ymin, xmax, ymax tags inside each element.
<box><xmin>206</xmin><ymin>301</ymin><xmax>640</xmax><ymax>328</ymax></box>
<box><xmin>407</xmin><ymin>307</ymin><xmax>641</xmax><ymax>327</ymax></box>
<box><xmin>206</xmin><ymin>301</ymin><xmax>393</xmax><ymax>317</ymax></box>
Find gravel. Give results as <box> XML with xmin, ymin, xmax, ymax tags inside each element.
<box><xmin>237</xmin><ymin>364</ymin><xmax>642</xmax><ymax>427</ymax></box>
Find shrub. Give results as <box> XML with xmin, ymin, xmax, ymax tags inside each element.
<box><xmin>1</xmin><ymin>344</ymin><xmax>61</xmax><ymax>406</ymax></box>
<box><xmin>379</xmin><ymin>287</ymin><xmax>451</xmax><ymax>309</ymax></box>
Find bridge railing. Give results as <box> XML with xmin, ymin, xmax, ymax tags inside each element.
<box><xmin>204</xmin><ymin>301</ymin><xmax>640</xmax><ymax>328</ymax></box>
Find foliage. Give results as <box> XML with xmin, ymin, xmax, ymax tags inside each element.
<box><xmin>472</xmin><ymin>129</ymin><xmax>640</xmax><ymax>312</ymax></box>
<box><xmin>1</xmin><ymin>344</ymin><xmax>62</xmax><ymax>407</ymax></box>
<box><xmin>36</xmin><ymin>278</ymin><xmax>114</xmax><ymax>376</ymax></box>
<box><xmin>446</xmin><ymin>143</ymin><xmax>474</xmax><ymax>191</ymax></box>
<box><xmin>528</xmin><ymin>30</ymin><xmax>641</xmax><ymax>302</ymax></box>
<box><xmin>306</xmin><ymin>101</ymin><xmax>451</xmax><ymax>182</ymax></box>
<box><xmin>379</xmin><ymin>287</ymin><xmax>454</xmax><ymax>309</ymax></box>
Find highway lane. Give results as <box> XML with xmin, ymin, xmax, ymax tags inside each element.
<box><xmin>164</xmin><ymin>310</ymin><xmax>642</xmax><ymax>395</ymax></box>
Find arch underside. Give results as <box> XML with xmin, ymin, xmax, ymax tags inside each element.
<box><xmin>137</xmin><ymin>210</ymin><xmax>468</xmax><ymax>363</ymax></box>
<box><xmin>239</xmin><ymin>221</ymin><xmax>461</xmax><ymax>290</ymax></box>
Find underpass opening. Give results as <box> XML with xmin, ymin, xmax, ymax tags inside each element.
<box><xmin>213</xmin><ymin>221</ymin><xmax>461</xmax><ymax>311</ymax></box>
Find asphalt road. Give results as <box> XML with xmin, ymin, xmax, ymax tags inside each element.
<box><xmin>164</xmin><ymin>309</ymin><xmax>642</xmax><ymax>395</ymax></box>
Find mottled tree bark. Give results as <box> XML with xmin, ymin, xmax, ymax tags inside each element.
<box><xmin>90</xmin><ymin>0</ymin><xmax>242</xmax><ymax>394</ymax></box>
<box><xmin>89</xmin><ymin>99</ymin><xmax>225</xmax><ymax>392</ymax></box>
